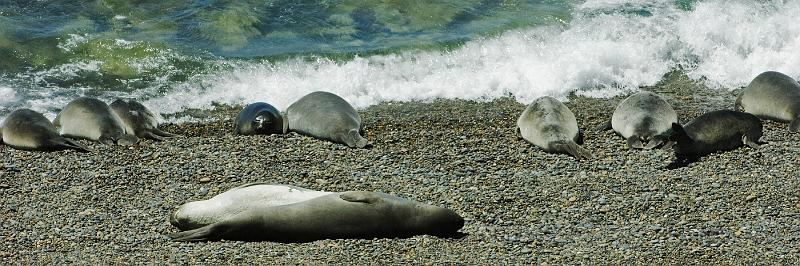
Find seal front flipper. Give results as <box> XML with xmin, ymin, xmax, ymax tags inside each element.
<box><xmin>340</xmin><ymin>191</ymin><xmax>380</xmax><ymax>204</ymax></box>
<box><xmin>790</xmin><ymin>117</ymin><xmax>800</xmax><ymax>133</ymax></box>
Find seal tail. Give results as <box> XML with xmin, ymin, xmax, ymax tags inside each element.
<box><xmin>551</xmin><ymin>140</ymin><xmax>592</xmax><ymax>160</ymax></box>
<box><xmin>169</xmin><ymin>224</ymin><xmax>218</xmax><ymax>242</ymax></box>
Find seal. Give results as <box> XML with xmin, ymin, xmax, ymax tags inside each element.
<box><xmin>170</xmin><ymin>183</ymin><xmax>333</xmax><ymax>230</ymax></box>
<box><xmin>110</xmin><ymin>98</ymin><xmax>176</xmax><ymax>141</ymax></box>
<box><xmin>285</xmin><ymin>91</ymin><xmax>368</xmax><ymax>148</ymax></box>
<box><xmin>735</xmin><ymin>71</ymin><xmax>800</xmax><ymax>132</ymax></box>
<box><xmin>168</xmin><ymin>185</ymin><xmax>464</xmax><ymax>242</ymax></box>
<box><xmin>668</xmin><ymin>110</ymin><xmax>763</xmax><ymax>167</ymax></box>
<box><xmin>53</xmin><ymin>97</ymin><xmax>139</xmax><ymax>145</ymax></box>
<box><xmin>1</xmin><ymin>109</ymin><xmax>89</xmax><ymax>152</ymax></box>
<box><xmin>232</xmin><ymin>102</ymin><xmax>284</xmax><ymax>135</ymax></box>
<box><xmin>517</xmin><ymin>96</ymin><xmax>592</xmax><ymax>160</ymax></box>
<box><xmin>597</xmin><ymin>91</ymin><xmax>677</xmax><ymax>149</ymax></box>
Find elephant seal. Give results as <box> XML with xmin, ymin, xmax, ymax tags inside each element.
<box><xmin>169</xmin><ymin>186</ymin><xmax>464</xmax><ymax>242</ymax></box>
<box><xmin>597</xmin><ymin>91</ymin><xmax>677</xmax><ymax>149</ymax></box>
<box><xmin>110</xmin><ymin>98</ymin><xmax>176</xmax><ymax>141</ymax></box>
<box><xmin>233</xmin><ymin>102</ymin><xmax>284</xmax><ymax>135</ymax></box>
<box><xmin>668</xmin><ymin>110</ymin><xmax>763</xmax><ymax>167</ymax></box>
<box><xmin>1</xmin><ymin>109</ymin><xmax>89</xmax><ymax>152</ymax></box>
<box><xmin>517</xmin><ymin>96</ymin><xmax>592</xmax><ymax>160</ymax></box>
<box><xmin>171</xmin><ymin>183</ymin><xmax>333</xmax><ymax>230</ymax></box>
<box><xmin>285</xmin><ymin>91</ymin><xmax>368</xmax><ymax>148</ymax></box>
<box><xmin>54</xmin><ymin>97</ymin><xmax>138</xmax><ymax>145</ymax></box>
<box><xmin>735</xmin><ymin>71</ymin><xmax>800</xmax><ymax>132</ymax></box>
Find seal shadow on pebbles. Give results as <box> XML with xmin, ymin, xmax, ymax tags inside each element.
<box><xmin>168</xmin><ymin>183</ymin><xmax>464</xmax><ymax>243</ymax></box>
<box><xmin>1</xmin><ymin>109</ymin><xmax>90</xmax><ymax>152</ymax></box>
<box><xmin>517</xmin><ymin>96</ymin><xmax>592</xmax><ymax>160</ymax></box>
<box><xmin>285</xmin><ymin>91</ymin><xmax>370</xmax><ymax>148</ymax></box>
<box><xmin>110</xmin><ymin>98</ymin><xmax>177</xmax><ymax>141</ymax></box>
<box><xmin>735</xmin><ymin>71</ymin><xmax>800</xmax><ymax>133</ymax></box>
<box><xmin>666</xmin><ymin>110</ymin><xmax>764</xmax><ymax>169</ymax></box>
<box><xmin>54</xmin><ymin>97</ymin><xmax>139</xmax><ymax>145</ymax></box>
<box><xmin>596</xmin><ymin>91</ymin><xmax>678</xmax><ymax>149</ymax></box>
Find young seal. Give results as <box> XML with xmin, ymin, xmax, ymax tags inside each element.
<box><xmin>169</xmin><ymin>185</ymin><xmax>464</xmax><ymax>242</ymax></box>
<box><xmin>110</xmin><ymin>98</ymin><xmax>176</xmax><ymax>141</ymax></box>
<box><xmin>735</xmin><ymin>71</ymin><xmax>800</xmax><ymax>132</ymax></box>
<box><xmin>668</xmin><ymin>110</ymin><xmax>763</xmax><ymax>167</ymax></box>
<box><xmin>171</xmin><ymin>183</ymin><xmax>333</xmax><ymax>230</ymax></box>
<box><xmin>517</xmin><ymin>96</ymin><xmax>592</xmax><ymax>160</ymax></box>
<box><xmin>232</xmin><ymin>102</ymin><xmax>284</xmax><ymax>135</ymax></box>
<box><xmin>596</xmin><ymin>91</ymin><xmax>677</xmax><ymax>149</ymax></box>
<box><xmin>54</xmin><ymin>97</ymin><xmax>139</xmax><ymax>145</ymax></box>
<box><xmin>1</xmin><ymin>109</ymin><xmax>89</xmax><ymax>152</ymax></box>
<box><xmin>285</xmin><ymin>91</ymin><xmax>369</xmax><ymax>148</ymax></box>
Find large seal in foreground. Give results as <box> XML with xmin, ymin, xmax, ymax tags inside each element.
<box><xmin>735</xmin><ymin>71</ymin><xmax>800</xmax><ymax>132</ymax></box>
<box><xmin>169</xmin><ymin>184</ymin><xmax>464</xmax><ymax>242</ymax></box>
<box><xmin>597</xmin><ymin>91</ymin><xmax>677</xmax><ymax>149</ymax></box>
<box><xmin>54</xmin><ymin>97</ymin><xmax>138</xmax><ymax>145</ymax></box>
<box><xmin>1</xmin><ymin>109</ymin><xmax>89</xmax><ymax>152</ymax></box>
<box><xmin>110</xmin><ymin>98</ymin><xmax>176</xmax><ymax>141</ymax></box>
<box><xmin>669</xmin><ymin>110</ymin><xmax>762</xmax><ymax>167</ymax></box>
<box><xmin>285</xmin><ymin>91</ymin><xmax>368</xmax><ymax>148</ymax></box>
<box><xmin>233</xmin><ymin>102</ymin><xmax>284</xmax><ymax>135</ymax></box>
<box><xmin>517</xmin><ymin>96</ymin><xmax>592</xmax><ymax>160</ymax></box>
<box><xmin>170</xmin><ymin>183</ymin><xmax>333</xmax><ymax>230</ymax></box>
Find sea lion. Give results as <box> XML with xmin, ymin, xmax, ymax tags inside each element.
<box><xmin>668</xmin><ymin>110</ymin><xmax>763</xmax><ymax>167</ymax></box>
<box><xmin>171</xmin><ymin>183</ymin><xmax>333</xmax><ymax>230</ymax></box>
<box><xmin>597</xmin><ymin>91</ymin><xmax>677</xmax><ymax>149</ymax></box>
<box><xmin>285</xmin><ymin>91</ymin><xmax>368</xmax><ymax>148</ymax></box>
<box><xmin>54</xmin><ymin>97</ymin><xmax>138</xmax><ymax>145</ymax></box>
<box><xmin>735</xmin><ymin>71</ymin><xmax>800</xmax><ymax>132</ymax></box>
<box><xmin>1</xmin><ymin>109</ymin><xmax>89</xmax><ymax>152</ymax></box>
<box><xmin>110</xmin><ymin>98</ymin><xmax>176</xmax><ymax>141</ymax></box>
<box><xmin>233</xmin><ymin>102</ymin><xmax>284</xmax><ymax>135</ymax></box>
<box><xmin>517</xmin><ymin>96</ymin><xmax>592</xmax><ymax>160</ymax></box>
<box><xmin>169</xmin><ymin>185</ymin><xmax>464</xmax><ymax>243</ymax></box>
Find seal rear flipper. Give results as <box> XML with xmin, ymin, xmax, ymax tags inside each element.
<box><xmin>343</xmin><ymin>129</ymin><xmax>369</xmax><ymax>148</ymax></box>
<box><xmin>169</xmin><ymin>224</ymin><xmax>219</xmax><ymax>242</ymax></box>
<box><xmin>551</xmin><ymin>140</ymin><xmax>592</xmax><ymax>160</ymax></box>
<box><xmin>790</xmin><ymin>117</ymin><xmax>800</xmax><ymax>133</ymax></box>
<box><xmin>734</xmin><ymin>93</ymin><xmax>744</xmax><ymax>111</ymax></box>
<box><xmin>643</xmin><ymin>136</ymin><xmax>667</xmax><ymax>150</ymax></box>
<box><xmin>340</xmin><ymin>191</ymin><xmax>380</xmax><ymax>204</ymax></box>
<box><xmin>151</xmin><ymin>127</ymin><xmax>177</xmax><ymax>137</ymax></box>
<box><xmin>742</xmin><ymin>135</ymin><xmax>762</xmax><ymax>149</ymax></box>
<box><xmin>594</xmin><ymin>120</ymin><xmax>612</xmax><ymax>131</ymax></box>
<box><xmin>142</xmin><ymin>131</ymin><xmax>166</xmax><ymax>141</ymax></box>
<box><xmin>60</xmin><ymin>138</ymin><xmax>91</xmax><ymax>152</ymax></box>
<box><xmin>626</xmin><ymin>136</ymin><xmax>644</xmax><ymax>149</ymax></box>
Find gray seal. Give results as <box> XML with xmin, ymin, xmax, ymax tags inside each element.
<box><xmin>168</xmin><ymin>185</ymin><xmax>464</xmax><ymax>242</ymax></box>
<box><xmin>517</xmin><ymin>96</ymin><xmax>592</xmax><ymax>160</ymax></box>
<box><xmin>597</xmin><ymin>91</ymin><xmax>677</xmax><ymax>149</ymax></box>
<box><xmin>54</xmin><ymin>97</ymin><xmax>139</xmax><ymax>145</ymax></box>
<box><xmin>285</xmin><ymin>91</ymin><xmax>368</xmax><ymax>148</ymax></box>
<box><xmin>669</xmin><ymin>110</ymin><xmax>763</xmax><ymax>167</ymax></box>
<box><xmin>233</xmin><ymin>102</ymin><xmax>284</xmax><ymax>135</ymax></box>
<box><xmin>1</xmin><ymin>109</ymin><xmax>89</xmax><ymax>152</ymax></box>
<box><xmin>110</xmin><ymin>98</ymin><xmax>176</xmax><ymax>141</ymax></box>
<box><xmin>735</xmin><ymin>71</ymin><xmax>800</xmax><ymax>132</ymax></box>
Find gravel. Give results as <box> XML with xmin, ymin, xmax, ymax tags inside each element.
<box><xmin>2</xmin><ymin>73</ymin><xmax>800</xmax><ymax>264</ymax></box>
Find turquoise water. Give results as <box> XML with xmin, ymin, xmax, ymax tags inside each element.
<box><xmin>1</xmin><ymin>0</ymin><xmax>798</xmax><ymax>121</ymax></box>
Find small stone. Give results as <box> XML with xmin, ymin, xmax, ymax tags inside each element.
<box><xmin>0</xmin><ymin>183</ymin><xmax>9</xmax><ymax>189</ymax></box>
<box><xmin>199</xmin><ymin>177</ymin><xmax>211</xmax><ymax>183</ymax></box>
<box><xmin>315</xmin><ymin>179</ymin><xmax>328</xmax><ymax>185</ymax></box>
<box><xmin>745</xmin><ymin>194</ymin><xmax>757</xmax><ymax>202</ymax></box>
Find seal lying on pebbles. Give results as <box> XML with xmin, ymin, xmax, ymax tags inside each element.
<box><xmin>169</xmin><ymin>184</ymin><xmax>464</xmax><ymax>242</ymax></box>
<box><xmin>285</xmin><ymin>91</ymin><xmax>369</xmax><ymax>148</ymax></box>
<box><xmin>171</xmin><ymin>183</ymin><xmax>332</xmax><ymax>230</ymax></box>
<box><xmin>1</xmin><ymin>109</ymin><xmax>89</xmax><ymax>152</ymax></box>
<box><xmin>517</xmin><ymin>96</ymin><xmax>592</xmax><ymax>160</ymax></box>
<box><xmin>110</xmin><ymin>98</ymin><xmax>176</xmax><ymax>141</ymax></box>
<box><xmin>735</xmin><ymin>71</ymin><xmax>800</xmax><ymax>132</ymax></box>
<box><xmin>54</xmin><ymin>97</ymin><xmax>139</xmax><ymax>145</ymax></box>
<box><xmin>233</xmin><ymin>102</ymin><xmax>284</xmax><ymax>135</ymax></box>
<box><xmin>597</xmin><ymin>91</ymin><xmax>677</xmax><ymax>149</ymax></box>
<box><xmin>668</xmin><ymin>110</ymin><xmax>763</xmax><ymax>167</ymax></box>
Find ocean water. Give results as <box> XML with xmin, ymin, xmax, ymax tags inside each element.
<box><xmin>0</xmin><ymin>0</ymin><xmax>798</xmax><ymax>121</ymax></box>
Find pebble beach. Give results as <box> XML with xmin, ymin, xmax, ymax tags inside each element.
<box><xmin>2</xmin><ymin>72</ymin><xmax>800</xmax><ymax>264</ymax></box>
